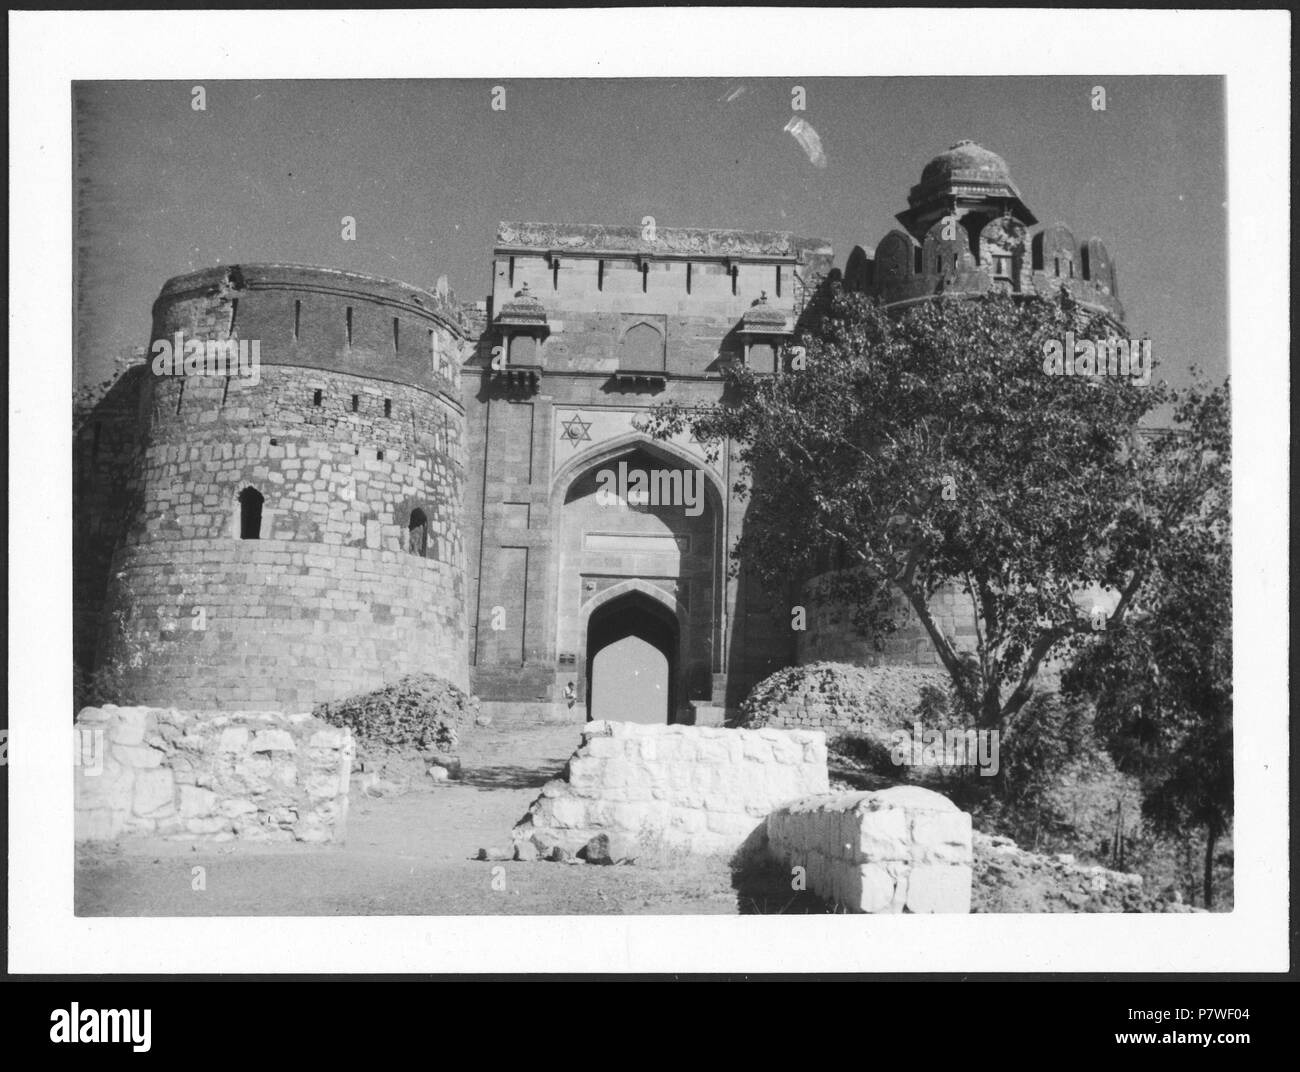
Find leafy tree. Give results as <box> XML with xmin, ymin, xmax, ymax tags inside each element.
<box><xmin>1063</xmin><ymin>381</ymin><xmax>1231</xmax><ymax>906</ymax></box>
<box><xmin>641</xmin><ymin>285</ymin><xmax>1182</xmax><ymax>741</ymax></box>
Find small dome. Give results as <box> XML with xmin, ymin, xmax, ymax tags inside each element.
<box><xmin>497</xmin><ymin>282</ymin><xmax>548</xmax><ymax>326</ymax></box>
<box><xmin>920</xmin><ymin>140</ymin><xmax>1013</xmax><ymax>188</ymax></box>
<box><xmin>742</xmin><ymin>291</ymin><xmax>787</xmax><ymax>330</ymax></box>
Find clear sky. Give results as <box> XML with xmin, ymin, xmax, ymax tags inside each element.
<box><xmin>74</xmin><ymin>77</ymin><xmax>1226</xmax><ymax>392</ymax></box>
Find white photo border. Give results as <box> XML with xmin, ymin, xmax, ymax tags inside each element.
<box><xmin>9</xmin><ymin>7</ymin><xmax>1289</xmax><ymax>974</ymax></box>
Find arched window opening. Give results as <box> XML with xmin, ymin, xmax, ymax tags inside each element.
<box><xmin>408</xmin><ymin>508</ymin><xmax>429</xmax><ymax>557</ymax></box>
<box><xmin>238</xmin><ymin>487</ymin><xmax>264</xmax><ymax>540</ymax></box>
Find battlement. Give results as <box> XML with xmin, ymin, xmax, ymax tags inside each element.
<box><xmin>156</xmin><ymin>263</ymin><xmax>467</xmax><ymax>333</ymax></box>
<box><xmin>496</xmin><ymin>221</ymin><xmax>832</xmax><ymax>265</ymax></box>
<box><xmin>151</xmin><ymin>264</ymin><xmax>468</xmax><ymax>397</ymax></box>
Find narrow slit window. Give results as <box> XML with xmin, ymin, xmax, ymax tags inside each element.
<box><xmin>1054</xmin><ymin>256</ymin><xmax>1061</xmax><ymax>277</ymax></box>
<box><xmin>351</xmin><ymin>394</ymin><xmax>359</xmax><ymax>412</ymax></box>
<box><xmin>313</xmin><ymin>389</ymin><xmax>322</xmax><ymax>406</ymax></box>
<box><xmin>686</xmin><ymin>262</ymin><xmax>692</xmax><ymax>295</ymax></box>
<box><xmin>775</xmin><ymin>265</ymin><xmax>782</xmax><ymax>297</ymax></box>
<box><xmin>598</xmin><ymin>260</ymin><xmax>604</xmax><ymax>291</ymax></box>
<box><xmin>383</xmin><ymin>398</ymin><xmax>392</xmax><ymax>418</ymax></box>
<box><xmin>238</xmin><ymin>487</ymin><xmax>264</xmax><ymax>540</ymax></box>
<box><xmin>376</xmin><ymin>449</ymin><xmax>385</xmax><ymax>461</ymax></box>
<box><xmin>408</xmin><ymin>508</ymin><xmax>429</xmax><ymax>557</ymax></box>
<box><xmin>1080</xmin><ymin>246</ymin><xmax>1091</xmax><ymax>280</ymax></box>
<box><xmin>229</xmin><ymin>298</ymin><xmax>238</xmax><ymax>335</ymax></box>
<box><xmin>346</xmin><ymin>307</ymin><xmax>353</xmax><ymax>346</ymax></box>
<box><xmin>393</xmin><ymin>317</ymin><xmax>400</xmax><ymax>352</ymax></box>
<box><xmin>293</xmin><ymin>299</ymin><xmax>301</xmax><ymax>340</ymax></box>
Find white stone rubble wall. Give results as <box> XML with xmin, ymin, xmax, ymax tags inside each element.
<box><xmin>74</xmin><ymin>705</ymin><xmax>353</xmax><ymax>843</ymax></box>
<box><xmin>514</xmin><ymin>721</ymin><xmax>829</xmax><ymax>857</ymax></box>
<box><xmin>767</xmin><ymin>786</ymin><xmax>972</xmax><ymax>912</ymax></box>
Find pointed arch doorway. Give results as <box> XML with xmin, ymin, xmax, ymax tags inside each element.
<box><xmin>585</xmin><ymin>590</ymin><xmax>679</xmax><ymax>723</ymax></box>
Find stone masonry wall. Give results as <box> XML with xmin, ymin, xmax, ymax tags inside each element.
<box><xmin>512</xmin><ymin>721</ymin><xmax>829</xmax><ymax>858</ymax></box>
<box><xmin>97</xmin><ymin>336</ymin><xmax>467</xmax><ymax>709</ymax></box>
<box><xmin>766</xmin><ymin>786</ymin><xmax>973</xmax><ymax>913</ymax></box>
<box><xmin>798</xmin><ymin>573</ymin><xmax>979</xmax><ymax>669</ymax></box>
<box><xmin>74</xmin><ymin>705</ymin><xmax>353</xmax><ymax>843</ymax></box>
<box><xmin>74</xmin><ymin>364</ymin><xmax>146</xmax><ymax>674</ymax></box>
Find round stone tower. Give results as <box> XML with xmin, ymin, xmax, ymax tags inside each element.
<box><xmin>97</xmin><ymin>264</ymin><xmax>469</xmax><ymax>710</ymax></box>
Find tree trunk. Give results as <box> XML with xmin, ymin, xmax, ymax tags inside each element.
<box><xmin>1203</xmin><ymin>829</ymin><xmax>1218</xmax><ymax>909</ymax></box>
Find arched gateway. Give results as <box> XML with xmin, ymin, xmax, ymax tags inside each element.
<box><xmin>555</xmin><ymin>440</ymin><xmax>720</xmax><ymax>723</ymax></box>
<box><xmin>462</xmin><ymin>222</ymin><xmax>829</xmax><ymax>726</ymax></box>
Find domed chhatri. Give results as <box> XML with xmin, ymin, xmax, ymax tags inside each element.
<box><xmin>742</xmin><ymin>291</ymin><xmax>788</xmax><ymax>330</ymax></box>
<box><xmin>858</xmin><ymin>142</ymin><xmax>1123</xmax><ymax>325</ymax></box>
<box><xmin>497</xmin><ymin>282</ymin><xmax>549</xmax><ymax>328</ymax></box>
<box><xmin>920</xmin><ymin>140</ymin><xmax>1014</xmax><ymax>188</ymax></box>
<box><xmin>898</xmin><ymin>138</ymin><xmax>1037</xmax><ymax>236</ymax></box>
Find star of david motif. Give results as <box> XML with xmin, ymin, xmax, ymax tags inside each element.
<box><xmin>560</xmin><ymin>414</ymin><xmax>592</xmax><ymax>449</ymax></box>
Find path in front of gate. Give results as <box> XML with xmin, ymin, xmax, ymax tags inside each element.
<box><xmin>74</xmin><ymin>720</ymin><xmax>816</xmax><ymax>917</ymax></box>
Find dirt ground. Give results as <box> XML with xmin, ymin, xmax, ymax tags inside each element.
<box><xmin>75</xmin><ymin>721</ymin><xmax>824</xmax><ymax>916</ymax></box>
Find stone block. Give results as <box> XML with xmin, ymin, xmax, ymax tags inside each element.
<box><xmin>217</xmin><ymin>727</ymin><xmax>250</xmax><ymax>753</ymax></box>
<box><xmin>857</xmin><ymin>806</ymin><xmax>911</xmax><ymax>862</ymax></box>
<box><xmin>108</xmin><ymin>707</ymin><xmax>150</xmax><ymax>746</ymax></box>
<box><xmin>859</xmin><ymin>862</ymin><xmax>898</xmax><ymax>913</ymax></box>
<box><xmin>179</xmin><ymin>785</ymin><xmax>218</xmax><ymax>818</ymax></box>
<box><xmin>132</xmin><ymin>769</ymin><xmax>176</xmax><ymax>817</ymax></box>
<box><xmin>584</xmin><ymin>736</ymin><xmax>619</xmax><ymax>759</ymax></box>
<box><xmin>911</xmin><ymin>809</ymin><xmax>972</xmax><ymax>847</ymax></box>
<box><xmin>904</xmin><ymin>865</ymin><xmax>972</xmax><ymax>914</ymax></box>
<box><xmin>250</xmin><ymin>729</ymin><xmax>296</xmax><ymax>753</ymax></box>
<box><xmin>309</xmin><ymin>728</ymin><xmax>348</xmax><ymax>749</ymax></box>
<box><xmin>75</xmin><ymin>762</ymin><xmax>134</xmax><ymax>813</ymax></box>
<box><xmin>112</xmin><ymin>744</ymin><xmax>164</xmax><ymax>769</ymax></box>
<box><xmin>548</xmin><ymin>795</ymin><xmax>588</xmax><ymax>829</ymax></box>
